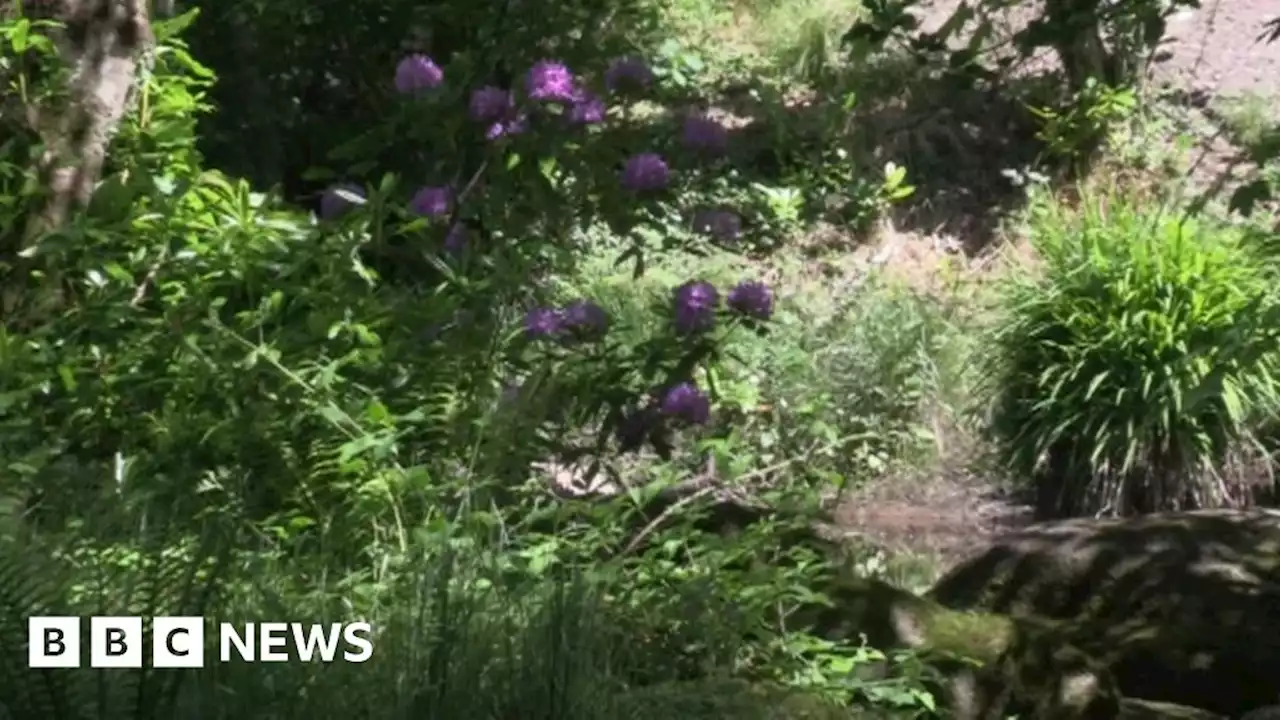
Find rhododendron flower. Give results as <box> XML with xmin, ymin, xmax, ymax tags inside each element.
<box><xmin>560</xmin><ymin>299</ymin><xmax>609</xmax><ymax>341</ymax></box>
<box><xmin>395</xmin><ymin>55</ymin><xmax>443</xmax><ymax>93</ymax></box>
<box><xmin>727</xmin><ymin>280</ymin><xmax>773</xmax><ymax>321</ymax></box>
<box><xmin>682</xmin><ymin>113</ymin><xmax>729</xmax><ymax>155</ymax></box>
<box><xmin>487</xmin><ymin>113</ymin><xmax>529</xmax><ymax>140</ymax></box>
<box><xmin>410</xmin><ymin>186</ymin><xmax>453</xmax><ymax>218</ymax></box>
<box><xmin>526</xmin><ymin>60</ymin><xmax>577</xmax><ymax>104</ymax></box>
<box><xmin>525</xmin><ymin>308</ymin><xmax>563</xmax><ymax>339</ymax></box>
<box><xmin>672</xmin><ymin>280</ymin><xmax>718</xmax><ymax>334</ymax></box>
<box><xmin>661</xmin><ymin>382</ymin><xmax>711</xmax><ymax>425</ymax></box>
<box><xmin>621</xmin><ymin>153</ymin><xmax>670</xmax><ymax>192</ymax></box>
<box><xmin>567</xmin><ymin>90</ymin><xmax>606</xmax><ymax>125</ymax></box>
<box><xmin>469</xmin><ymin>86</ymin><xmax>513</xmax><ymax>123</ymax></box>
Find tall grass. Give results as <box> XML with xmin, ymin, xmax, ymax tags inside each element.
<box><xmin>982</xmin><ymin>187</ymin><xmax>1280</xmax><ymax>518</ymax></box>
<box><xmin>2</xmin><ymin>505</ymin><xmax>800</xmax><ymax>720</ymax></box>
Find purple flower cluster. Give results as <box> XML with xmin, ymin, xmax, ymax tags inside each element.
<box><xmin>661</xmin><ymin>382</ymin><xmax>711</xmax><ymax>425</ymax></box>
<box><xmin>673</xmin><ymin>280</ymin><xmax>719</xmax><ymax>334</ymax></box>
<box><xmin>727</xmin><ymin>280</ymin><xmax>773</xmax><ymax>321</ymax></box>
<box><xmin>672</xmin><ymin>278</ymin><xmax>774</xmax><ymax>332</ymax></box>
<box><xmin>470</xmin><ymin>86</ymin><xmax>513</xmax><ymax>123</ymax></box>
<box><xmin>526</xmin><ymin>60</ymin><xmax>579</xmax><ymax>105</ymax></box>
<box><xmin>395</xmin><ymin>55</ymin><xmax>444</xmax><ymax>94</ymax></box>
<box><xmin>567</xmin><ymin>89</ymin><xmax>607</xmax><ymax>126</ymax></box>
<box><xmin>621</xmin><ymin>153</ymin><xmax>670</xmax><ymax>193</ymax></box>
<box><xmin>525</xmin><ymin>299</ymin><xmax>610</xmax><ymax>343</ymax></box>
<box><xmin>410</xmin><ymin>186</ymin><xmax>453</xmax><ymax>218</ymax></box>
<box><xmin>682</xmin><ymin>113</ymin><xmax>729</xmax><ymax>156</ymax></box>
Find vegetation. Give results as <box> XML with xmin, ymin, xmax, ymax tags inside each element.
<box><xmin>0</xmin><ymin>0</ymin><xmax>1277</xmax><ymax>718</ymax></box>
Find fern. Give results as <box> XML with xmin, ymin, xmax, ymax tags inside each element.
<box><xmin>0</xmin><ymin>519</ymin><xmax>233</xmax><ymax>720</ymax></box>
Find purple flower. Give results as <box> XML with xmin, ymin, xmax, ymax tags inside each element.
<box><xmin>560</xmin><ymin>299</ymin><xmax>609</xmax><ymax>341</ymax></box>
<box><xmin>567</xmin><ymin>90</ymin><xmax>606</xmax><ymax>126</ymax></box>
<box><xmin>525</xmin><ymin>307</ymin><xmax>563</xmax><ymax>340</ymax></box>
<box><xmin>395</xmin><ymin>54</ymin><xmax>444</xmax><ymax>94</ymax></box>
<box><xmin>682</xmin><ymin>114</ymin><xmax>729</xmax><ymax>155</ymax></box>
<box><xmin>621</xmin><ymin>153</ymin><xmax>670</xmax><ymax>193</ymax></box>
<box><xmin>469</xmin><ymin>86</ymin><xmax>513</xmax><ymax>123</ymax></box>
<box><xmin>605</xmin><ymin>56</ymin><xmax>654</xmax><ymax>94</ymax></box>
<box><xmin>319</xmin><ymin>183</ymin><xmax>364</xmax><ymax>220</ymax></box>
<box><xmin>444</xmin><ymin>224</ymin><xmax>468</xmax><ymax>253</ymax></box>
<box><xmin>526</xmin><ymin>60</ymin><xmax>577</xmax><ymax>104</ymax></box>
<box><xmin>727</xmin><ymin>281</ymin><xmax>774</xmax><ymax>321</ymax></box>
<box><xmin>661</xmin><ymin>382</ymin><xmax>711</xmax><ymax>425</ymax></box>
<box><xmin>486</xmin><ymin>113</ymin><xmax>529</xmax><ymax>140</ymax></box>
<box><xmin>691</xmin><ymin>209</ymin><xmax>742</xmax><ymax>242</ymax></box>
<box><xmin>672</xmin><ymin>280</ymin><xmax>719</xmax><ymax>334</ymax></box>
<box><xmin>410</xmin><ymin>186</ymin><xmax>453</xmax><ymax>218</ymax></box>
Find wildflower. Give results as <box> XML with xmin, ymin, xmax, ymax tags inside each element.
<box><xmin>525</xmin><ymin>307</ymin><xmax>563</xmax><ymax>340</ymax></box>
<box><xmin>526</xmin><ymin>60</ymin><xmax>577</xmax><ymax>104</ymax></box>
<box><xmin>621</xmin><ymin>153</ymin><xmax>670</xmax><ymax>193</ymax></box>
<box><xmin>444</xmin><ymin>224</ymin><xmax>468</xmax><ymax>253</ymax></box>
<box><xmin>567</xmin><ymin>90</ymin><xmax>606</xmax><ymax>125</ymax></box>
<box><xmin>727</xmin><ymin>280</ymin><xmax>774</xmax><ymax>321</ymax></box>
<box><xmin>605</xmin><ymin>56</ymin><xmax>654</xmax><ymax>94</ymax></box>
<box><xmin>661</xmin><ymin>382</ymin><xmax>711</xmax><ymax>425</ymax></box>
<box><xmin>318</xmin><ymin>183</ymin><xmax>364</xmax><ymax>220</ymax></box>
<box><xmin>469</xmin><ymin>86</ymin><xmax>513</xmax><ymax>123</ymax></box>
<box><xmin>395</xmin><ymin>54</ymin><xmax>444</xmax><ymax>93</ymax></box>
<box><xmin>681</xmin><ymin>113</ymin><xmax>729</xmax><ymax>155</ymax></box>
<box><xmin>410</xmin><ymin>186</ymin><xmax>452</xmax><ymax>218</ymax></box>
<box><xmin>560</xmin><ymin>299</ymin><xmax>609</xmax><ymax>341</ymax></box>
<box><xmin>672</xmin><ymin>280</ymin><xmax>719</xmax><ymax>334</ymax></box>
<box><xmin>691</xmin><ymin>209</ymin><xmax>742</xmax><ymax>242</ymax></box>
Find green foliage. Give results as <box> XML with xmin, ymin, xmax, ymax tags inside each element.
<box><xmin>983</xmin><ymin>187</ymin><xmax>1280</xmax><ymax>517</ymax></box>
<box><xmin>0</xmin><ymin>3</ymin><xmax>951</xmax><ymax>719</ymax></box>
<box><xmin>1030</xmin><ymin>78</ymin><xmax>1138</xmax><ymax>166</ymax></box>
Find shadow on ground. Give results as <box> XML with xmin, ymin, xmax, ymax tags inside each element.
<box><xmin>699</xmin><ymin>50</ymin><xmax>1060</xmax><ymax>256</ymax></box>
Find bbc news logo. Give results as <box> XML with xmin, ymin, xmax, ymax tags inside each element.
<box><xmin>28</xmin><ymin>617</ymin><xmax>374</xmax><ymax>668</ymax></box>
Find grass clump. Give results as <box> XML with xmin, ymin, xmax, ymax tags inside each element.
<box><xmin>982</xmin><ymin>187</ymin><xmax>1280</xmax><ymax>518</ymax></box>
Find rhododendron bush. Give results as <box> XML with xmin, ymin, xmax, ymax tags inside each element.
<box><xmin>314</xmin><ymin>52</ymin><xmax>773</xmax><ymax>466</ymax></box>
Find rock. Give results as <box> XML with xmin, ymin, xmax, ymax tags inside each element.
<box><xmin>799</xmin><ymin>575</ymin><xmax>1123</xmax><ymax>718</ymax></box>
<box><xmin>610</xmin><ymin>678</ymin><xmax>858</xmax><ymax>719</ymax></box>
<box><xmin>1118</xmin><ymin>698</ymin><xmax>1226</xmax><ymax>719</ymax></box>
<box><xmin>926</xmin><ymin>509</ymin><xmax>1280</xmax><ymax>717</ymax></box>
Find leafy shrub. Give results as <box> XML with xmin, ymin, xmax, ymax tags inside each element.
<box><xmin>0</xmin><ymin>4</ymin><xmax>950</xmax><ymax>719</ymax></box>
<box><xmin>983</xmin><ymin>186</ymin><xmax>1280</xmax><ymax>518</ymax></box>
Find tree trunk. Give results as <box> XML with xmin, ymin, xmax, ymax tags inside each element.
<box><xmin>27</xmin><ymin>0</ymin><xmax>152</xmax><ymax>239</ymax></box>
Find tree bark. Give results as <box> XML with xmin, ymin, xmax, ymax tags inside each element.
<box><xmin>22</xmin><ymin>0</ymin><xmax>152</xmax><ymax>240</ymax></box>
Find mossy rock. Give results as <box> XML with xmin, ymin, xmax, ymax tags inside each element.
<box><xmin>926</xmin><ymin>509</ymin><xmax>1280</xmax><ymax>717</ymax></box>
<box><xmin>796</xmin><ymin>574</ymin><xmax>1126</xmax><ymax>718</ymax></box>
<box><xmin>609</xmin><ymin>679</ymin><xmax>860</xmax><ymax>719</ymax></box>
